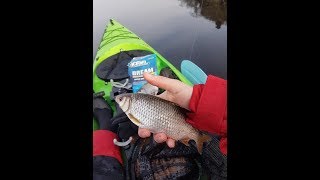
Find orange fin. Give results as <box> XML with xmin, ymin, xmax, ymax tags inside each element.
<box><xmin>180</xmin><ymin>138</ymin><xmax>191</xmax><ymax>147</ymax></box>
<box><xmin>195</xmin><ymin>133</ymin><xmax>212</xmax><ymax>154</ymax></box>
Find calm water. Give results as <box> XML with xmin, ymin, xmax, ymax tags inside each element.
<box><xmin>93</xmin><ymin>0</ymin><xmax>227</xmax><ymax>79</ymax></box>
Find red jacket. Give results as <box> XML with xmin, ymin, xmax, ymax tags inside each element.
<box><xmin>93</xmin><ymin>74</ymin><xmax>227</xmax><ymax>162</ymax></box>
<box><xmin>93</xmin><ymin>130</ymin><xmax>123</xmax><ymax>164</ymax></box>
<box><xmin>186</xmin><ymin>75</ymin><xmax>227</xmax><ymax>155</ymax></box>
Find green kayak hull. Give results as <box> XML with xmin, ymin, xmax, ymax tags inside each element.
<box><xmin>93</xmin><ymin>19</ymin><xmax>192</xmax><ymax>130</ymax></box>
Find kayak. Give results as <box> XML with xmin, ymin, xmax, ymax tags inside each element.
<box><xmin>93</xmin><ymin>20</ymin><xmax>211</xmax><ymax>179</ymax></box>
<box><xmin>93</xmin><ymin>19</ymin><xmax>192</xmax><ymax>130</ymax></box>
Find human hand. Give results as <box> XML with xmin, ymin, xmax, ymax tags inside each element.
<box><xmin>138</xmin><ymin>72</ymin><xmax>193</xmax><ymax>148</ymax></box>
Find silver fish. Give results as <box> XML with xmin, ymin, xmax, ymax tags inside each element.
<box><xmin>115</xmin><ymin>93</ymin><xmax>210</xmax><ymax>154</ymax></box>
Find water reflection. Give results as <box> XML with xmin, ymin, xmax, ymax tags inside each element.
<box><xmin>179</xmin><ymin>0</ymin><xmax>227</xmax><ymax>29</ymax></box>
<box><xmin>93</xmin><ymin>0</ymin><xmax>227</xmax><ymax>79</ymax></box>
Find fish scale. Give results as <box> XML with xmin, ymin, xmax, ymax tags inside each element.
<box><xmin>129</xmin><ymin>93</ymin><xmax>191</xmax><ymax>137</ymax></box>
<box><xmin>115</xmin><ymin>93</ymin><xmax>211</xmax><ymax>154</ymax></box>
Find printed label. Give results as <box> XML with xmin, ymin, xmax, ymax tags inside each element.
<box><xmin>128</xmin><ymin>54</ymin><xmax>158</xmax><ymax>93</ymax></box>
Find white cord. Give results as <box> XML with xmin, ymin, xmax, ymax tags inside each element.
<box><xmin>113</xmin><ymin>137</ymin><xmax>133</xmax><ymax>146</ymax></box>
<box><xmin>108</xmin><ymin>78</ymin><xmax>132</xmax><ymax>90</ymax></box>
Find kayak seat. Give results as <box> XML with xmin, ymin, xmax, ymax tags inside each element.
<box><xmin>96</xmin><ymin>50</ymin><xmax>152</xmax><ymax>81</ymax></box>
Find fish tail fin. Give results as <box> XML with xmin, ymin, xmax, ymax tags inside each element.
<box><xmin>195</xmin><ymin>133</ymin><xmax>211</xmax><ymax>154</ymax></box>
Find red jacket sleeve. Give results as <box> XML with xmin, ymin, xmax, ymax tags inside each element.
<box><xmin>186</xmin><ymin>75</ymin><xmax>227</xmax><ymax>155</ymax></box>
<box><xmin>93</xmin><ymin>130</ymin><xmax>123</xmax><ymax>165</ymax></box>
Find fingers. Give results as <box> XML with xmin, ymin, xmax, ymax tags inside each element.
<box><xmin>153</xmin><ymin>133</ymin><xmax>167</xmax><ymax>143</ymax></box>
<box><xmin>154</xmin><ymin>133</ymin><xmax>175</xmax><ymax>148</ymax></box>
<box><xmin>157</xmin><ymin>91</ymin><xmax>176</xmax><ymax>104</ymax></box>
<box><xmin>166</xmin><ymin>138</ymin><xmax>175</xmax><ymax>148</ymax></box>
<box><xmin>138</xmin><ymin>129</ymin><xmax>176</xmax><ymax>148</ymax></box>
<box><xmin>156</xmin><ymin>91</ymin><xmax>166</xmax><ymax>99</ymax></box>
<box><xmin>156</xmin><ymin>91</ymin><xmax>171</xmax><ymax>102</ymax></box>
<box><xmin>143</xmin><ymin>72</ymin><xmax>180</xmax><ymax>93</ymax></box>
<box><xmin>138</xmin><ymin>128</ymin><xmax>151</xmax><ymax>138</ymax></box>
<box><xmin>138</xmin><ymin>128</ymin><xmax>167</xmax><ymax>143</ymax></box>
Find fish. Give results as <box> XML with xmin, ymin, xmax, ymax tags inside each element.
<box><xmin>115</xmin><ymin>93</ymin><xmax>211</xmax><ymax>154</ymax></box>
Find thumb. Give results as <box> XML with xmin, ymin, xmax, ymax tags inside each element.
<box><xmin>143</xmin><ymin>72</ymin><xmax>179</xmax><ymax>92</ymax></box>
